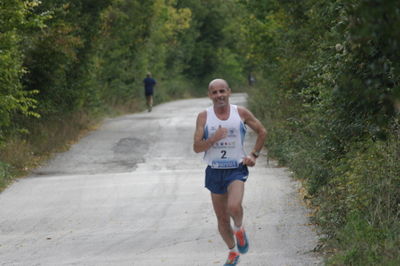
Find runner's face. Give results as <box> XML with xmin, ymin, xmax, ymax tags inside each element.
<box><xmin>208</xmin><ymin>85</ymin><xmax>231</xmax><ymax>107</ymax></box>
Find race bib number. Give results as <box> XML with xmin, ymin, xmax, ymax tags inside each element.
<box><xmin>211</xmin><ymin>160</ymin><xmax>239</xmax><ymax>169</ymax></box>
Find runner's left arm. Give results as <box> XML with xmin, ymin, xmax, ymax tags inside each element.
<box><xmin>238</xmin><ymin>107</ymin><xmax>267</xmax><ymax>166</ymax></box>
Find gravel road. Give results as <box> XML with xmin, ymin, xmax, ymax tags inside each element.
<box><xmin>0</xmin><ymin>93</ymin><xmax>322</xmax><ymax>265</ymax></box>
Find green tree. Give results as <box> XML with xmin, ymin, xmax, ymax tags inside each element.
<box><xmin>0</xmin><ymin>0</ymin><xmax>44</xmax><ymax>137</ymax></box>
<box><xmin>242</xmin><ymin>0</ymin><xmax>400</xmax><ymax>264</ymax></box>
<box><xmin>23</xmin><ymin>0</ymin><xmax>113</xmax><ymax>116</ymax></box>
<box><xmin>176</xmin><ymin>0</ymin><xmax>247</xmax><ymax>89</ymax></box>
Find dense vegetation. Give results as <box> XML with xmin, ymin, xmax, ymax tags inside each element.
<box><xmin>1</xmin><ymin>0</ymin><xmax>399</xmax><ymax>264</ymax></box>
<box><xmin>244</xmin><ymin>0</ymin><xmax>400</xmax><ymax>264</ymax></box>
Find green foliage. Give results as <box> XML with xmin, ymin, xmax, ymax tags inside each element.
<box><xmin>328</xmin><ymin>211</ymin><xmax>400</xmax><ymax>266</ymax></box>
<box><xmin>176</xmin><ymin>0</ymin><xmax>248</xmax><ymax>89</ymax></box>
<box><xmin>24</xmin><ymin>0</ymin><xmax>112</xmax><ymax>116</ymax></box>
<box><xmin>318</xmin><ymin>131</ymin><xmax>400</xmax><ymax>240</ymax></box>
<box><xmin>0</xmin><ymin>0</ymin><xmax>44</xmax><ymax>137</ymax></box>
<box><xmin>17</xmin><ymin>0</ymin><xmax>203</xmax><ymax>119</ymax></box>
<box><xmin>243</xmin><ymin>0</ymin><xmax>400</xmax><ymax>264</ymax></box>
<box><xmin>0</xmin><ymin>161</ymin><xmax>11</xmax><ymax>190</ymax></box>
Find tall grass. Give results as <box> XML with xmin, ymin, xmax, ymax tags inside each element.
<box><xmin>0</xmin><ymin>111</ymin><xmax>95</xmax><ymax>189</ymax></box>
<box><xmin>0</xmin><ymin>161</ymin><xmax>11</xmax><ymax>190</ymax></box>
<box><xmin>319</xmin><ymin>129</ymin><xmax>400</xmax><ymax>265</ymax></box>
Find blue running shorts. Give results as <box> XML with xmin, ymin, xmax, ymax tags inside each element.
<box><xmin>205</xmin><ymin>163</ymin><xmax>249</xmax><ymax>194</ymax></box>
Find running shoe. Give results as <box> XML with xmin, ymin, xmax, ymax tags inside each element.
<box><xmin>235</xmin><ymin>227</ymin><xmax>249</xmax><ymax>254</ymax></box>
<box><xmin>224</xmin><ymin>251</ymin><xmax>240</xmax><ymax>266</ymax></box>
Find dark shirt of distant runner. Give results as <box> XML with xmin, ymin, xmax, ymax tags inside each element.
<box><xmin>144</xmin><ymin>77</ymin><xmax>156</xmax><ymax>96</ymax></box>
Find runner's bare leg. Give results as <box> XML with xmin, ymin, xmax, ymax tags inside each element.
<box><xmin>211</xmin><ymin>193</ymin><xmax>235</xmax><ymax>248</ymax></box>
<box><xmin>227</xmin><ymin>180</ymin><xmax>245</xmax><ymax>228</ymax></box>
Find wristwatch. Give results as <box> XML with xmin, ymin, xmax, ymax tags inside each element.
<box><xmin>251</xmin><ymin>151</ymin><xmax>260</xmax><ymax>158</ymax></box>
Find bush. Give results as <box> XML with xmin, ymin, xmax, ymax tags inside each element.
<box><xmin>314</xmin><ymin>128</ymin><xmax>400</xmax><ymax>264</ymax></box>
<box><xmin>244</xmin><ymin>0</ymin><xmax>400</xmax><ymax>264</ymax></box>
<box><xmin>0</xmin><ymin>161</ymin><xmax>11</xmax><ymax>190</ymax></box>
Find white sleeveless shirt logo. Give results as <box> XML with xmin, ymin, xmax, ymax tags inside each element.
<box><xmin>203</xmin><ymin>104</ymin><xmax>247</xmax><ymax>169</ymax></box>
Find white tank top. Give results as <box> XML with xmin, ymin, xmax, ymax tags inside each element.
<box><xmin>203</xmin><ymin>104</ymin><xmax>247</xmax><ymax>168</ymax></box>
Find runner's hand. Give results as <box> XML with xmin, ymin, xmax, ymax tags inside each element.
<box><xmin>243</xmin><ymin>155</ymin><xmax>256</xmax><ymax>167</ymax></box>
<box><xmin>212</xmin><ymin>127</ymin><xmax>228</xmax><ymax>142</ymax></box>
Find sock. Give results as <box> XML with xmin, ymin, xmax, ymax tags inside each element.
<box><xmin>233</xmin><ymin>224</ymin><xmax>242</xmax><ymax>232</ymax></box>
<box><xmin>229</xmin><ymin>245</ymin><xmax>238</xmax><ymax>253</ymax></box>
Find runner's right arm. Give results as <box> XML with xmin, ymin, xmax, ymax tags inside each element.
<box><xmin>193</xmin><ymin>111</ymin><xmax>227</xmax><ymax>153</ymax></box>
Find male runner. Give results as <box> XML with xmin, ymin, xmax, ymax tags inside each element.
<box><xmin>193</xmin><ymin>79</ymin><xmax>267</xmax><ymax>265</ymax></box>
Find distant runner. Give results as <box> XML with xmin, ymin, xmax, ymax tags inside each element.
<box><xmin>143</xmin><ymin>72</ymin><xmax>156</xmax><ymax>112</ymax></box>
<box><xmin>193</xmin><ymin>79</ymin><xmax>267</xmax><ymax>265</ymax></box>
